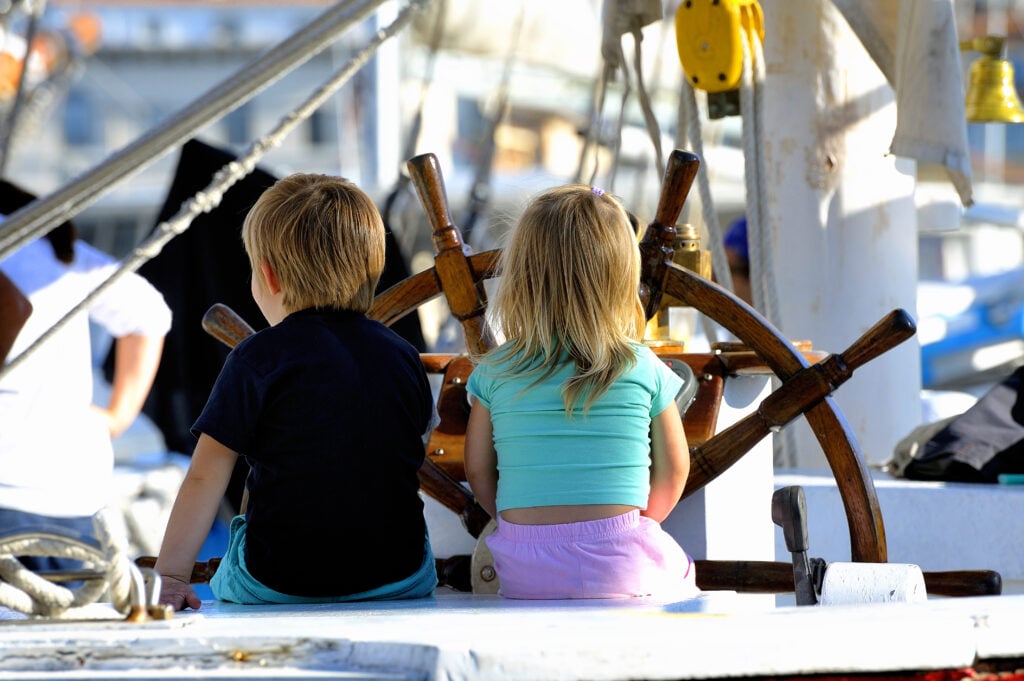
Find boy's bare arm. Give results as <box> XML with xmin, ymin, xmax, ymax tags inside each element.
<box><xmin>155</xmin><ymin>433</ymin><xmax>238</xmax><ymax>611</ymax></box>
<box><xmin>644</xmin><ymin>402</ymin><xmax>689</xmax><ymax>523</ymax></box>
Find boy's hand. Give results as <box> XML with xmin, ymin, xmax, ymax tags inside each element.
<box><xmin>159</xmin><ymin>575</ymin><xmax>202</xmax><ymax>611</ymax></box>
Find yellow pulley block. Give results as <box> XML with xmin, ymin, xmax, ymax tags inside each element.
<box><xmin>675</xmin><ymin>0</ymin><xmax>765</xmax><ymax>95</ymax></box>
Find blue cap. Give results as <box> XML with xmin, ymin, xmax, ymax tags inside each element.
<box><xmin>724</xmin><ymin>215</ymin><xmax>748</xmax><ymax>261</ymax></box>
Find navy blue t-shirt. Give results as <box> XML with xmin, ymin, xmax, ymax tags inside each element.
<box><xmin>193</xmin><ymin>308</ymin><xmax>432</xmax><ymax>596</ymax></box>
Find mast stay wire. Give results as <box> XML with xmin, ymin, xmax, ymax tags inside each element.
<box><xmin>382</xmin><ymin>0</ymin><xmax>447</xmax><ymax>259</ymax></box>
<box><xmin>576</xmin><ymin>7</ymin><xmax>665</xmax><ymax>196</ymax></box>
<box><xmin>574</xmin><ymin>61</ymin><xmax>613</xmax><ymax>187</ymax></box>
<box><xmin>628</xmin><ymin>23</ymin><xmax>665</xmax><ymax>183</ymax></box>
<box><xmin>0</xmin><ymin>0</ymin><xmax>47</xmax><ymax>177</ymax></box>
<box><xmin>0</xmin><ymin>0</ymin><xmax>426</xmax><ymax>382</ymax></box>
<box><xmin>459</xmin><ymin>1</ymin><xmax>526</xmax><ymax>249</ymax></box>
<box><xmin>0</xmin><ymin>0</ymin><xmax>394</xmax><ymax>262</ymax></box>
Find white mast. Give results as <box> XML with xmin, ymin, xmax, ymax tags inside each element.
<box><xmin>760</xmin><ymin>0</ymin><xmax>921</xmax><ymax>469</ymax></box>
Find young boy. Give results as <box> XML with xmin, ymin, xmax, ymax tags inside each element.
<box><xmin>155</xmin><ymin>173</ymin><xmax>438</xmax><ymax>610</ymax></box>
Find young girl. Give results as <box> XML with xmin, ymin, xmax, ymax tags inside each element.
<box><xmin>464</xmin><ymin>185</ymin><xmax>698</xmax><ymax>601</ymax></box>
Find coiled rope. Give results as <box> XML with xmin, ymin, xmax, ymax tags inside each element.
<box><xmin>0</xmin><ymin>508</ymin><xmax>137</xmax><ymax>618</ymax></box>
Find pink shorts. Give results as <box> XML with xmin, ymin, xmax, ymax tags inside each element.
<box><xmin>486</xmin><ymin>510</ymin><xmax>698</xmax><ymax>600</ymax></box>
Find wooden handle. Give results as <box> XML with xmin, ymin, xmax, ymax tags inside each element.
<box><xmin>405</xmin><ymin>152</ymin><xmax>495</xmax><ymax>355</ymax></box>
<box><xmin>694</xmin><ymin>560</ymin><xmax>1002</xmax><ymax>598</ymax></box>
<box><xmin>757</xmin><ymin>309</ymin><xmax>916</xmax><ymax>427</ymax></box>
<box><xmin>202</xmin><ymin>303</ymin><xmax>256</xmax><ymax>349</ymax></box>
<box><xmin>651</xmin><ymin>149</ymin><xmax>701</xmax><ymax>231</ymax></box>
<box><xmin>639</xmin><ymin>149</ymin><xmax>701</xmax><ymax>318</ymax></box>
<box><xmin>134</xmin><ymin>555</ymin><xmax>221</xmax><ymax>584</ymax></box>
<box><xmin>686</xmin><ymin>309</ymin><xmax>916</xmax><ymax>496</ymax></box>
<box><xmin>832</xmin><ymin>308</ymin><xmax>916</xmax><ymax>374</ymax></box>
<box><xmin>417</xmin><ymin>454</ymin><xmax>492</xmax><ymax>538</ymax></box>
<box><xmin>0</xmin><ymin>269</ymin><xmax>31</xmax><ymax>364</ymax></box>
<box><xmin>406</xmin><ymin>153</ymin><xmax>465</xmax><ymax>256</ymax></box>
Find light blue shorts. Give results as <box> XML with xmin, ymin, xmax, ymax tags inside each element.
<box><xmin>486</xmin><ymin>509</ymin><xmax>698</xmax><ymax>600</ymax></box>
<box><xmin>210</xmin><ymin>515</ymin><xmax>438</xmax><ymax>604</ymax></box>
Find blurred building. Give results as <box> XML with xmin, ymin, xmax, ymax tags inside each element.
<box><xmin>2</xmin><ymin>1</ymin><xmax>388</xmax><ymax>256</ymax></box>
<box><xmin>1</xmin><ymin>0</ymin><xmax>749</xmax><ymax>261</ymax></box>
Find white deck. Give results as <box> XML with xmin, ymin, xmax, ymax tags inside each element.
<box><xmin>47</xmin><ymin>360</ymin><xmax>1019</xmax><ymax>680</ymax></box>
<box><xmin>0</xmin><ymin>590</ymin><xmax>1021</xmax><ymax>680</ymax></box>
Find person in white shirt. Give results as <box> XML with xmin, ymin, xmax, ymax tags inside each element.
<box><xmin>0</xmin><ymin>181</ymin><xmax>172</xmax><ymax>572</ymax></box>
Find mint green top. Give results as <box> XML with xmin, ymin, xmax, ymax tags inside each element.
<box><xmin>466</xmin><ymin>343</ymin><xmax>683</xmax><ymax>512</ymax></box>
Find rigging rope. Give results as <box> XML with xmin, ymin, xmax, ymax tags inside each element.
<box><xmin>607</xmin><ymin>39</ymin><xmax>630</xmax><ymax>193</ymax></box>
<box><xmin>738</xmin><ymin>23</ymin><xmax>778</xmax><ymax>326</ymax></box>
<box><xmin>0</xmin><ymin>1</ymin><xmax>424</xmax><ymax>381</ymax></box>
<box><xmin>382</xmin><ymin>0</ymin><xmax>446</xmax><ymax>259</ymax></box>
<box><xmin>677</xmin><ymin>79</ymin><xmax>725</xmax><ymax>347</ymax></box>
<box><xmin>629</xmin><ymin>24</ymin><xmax>664</xmax><ymax>181</ymax></box>
<box><xmin>582</xmin><ymin>20</ymin><xmax>664</xmax><ymax>194</ymax></box>
<box><xmin>575</xmin><ymin>61</ymin><xmax>614</xmax><ymax>187</ymax></box>
<box><xmin>460</xmin><ymin>2</ymin><xmax>525</xmax><ymax>248</ymax></box>
<box><xmin>0</xmin><ymin>0</ymin><xmax>47</xmax><ymax>176</ymax></box>
<box><xmin>679</xmin><ymin>81</ymin><xmax>730</xmax><ymax>295</ymax></box>
<box><xmin>0</xmin><ymin>0</ymin><xmax>393</xmax><ymax>262</ymax></box>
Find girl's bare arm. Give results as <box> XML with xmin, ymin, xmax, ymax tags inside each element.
<box><xmin>464</xmin><ymin>401</ymin><xmax>499</xmax><ymax>520</ymax></box>
<box><xmin>644</xmin><ymin>401</ymin><xmax>689</xmax><ymax>522</ymax></box>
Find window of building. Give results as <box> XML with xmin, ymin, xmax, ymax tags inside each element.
<box><xmin>308</xmin><ymin>108</ymin><xmax>335</xmax><ymax>146</ymax></box>
<box><xmin>64</xmin><ymin>90</ymin><xmax>101</xmax><ymax>146</ymax></box>
<box><xmin>225</xmin><ymin>103</ymin><xmax>250</xmax><ymax>147</ymax></box>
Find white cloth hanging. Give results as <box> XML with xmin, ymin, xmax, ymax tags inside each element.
<box><xmin>831</xmin><ymin>0</ymin><xmax>974</xmax><ymax>206</ymax></box>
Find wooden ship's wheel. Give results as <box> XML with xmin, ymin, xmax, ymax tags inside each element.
<box><xmin>369</xmin><ymin>150</ymin><xmax>999</xmax><ymax>598</ymax></box>
<box><xmin>190</xmin><ymin>150</ymin><xmax>999</xmax><ymax>597</ymax></box>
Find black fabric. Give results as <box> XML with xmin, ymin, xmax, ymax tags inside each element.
<box><xmin>119</xmin><ymin>139</ymin><xmax>424</xmax><ymax>512</ymax></box>
<box><xmin>0</xmin><ymin>178</ymin><xmax>76</xmax><ymax>263</ymax></box>
<box><xmin>193</xmin><ymin>308</ymin><xmax>431</xmax><ymax>596</ymax></box>
<box><xmin>905</xmin><ymin>365</ymin><xmax>1024</xmax><ymax>482</ymax></box>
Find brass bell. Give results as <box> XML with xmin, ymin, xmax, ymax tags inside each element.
<box><xmin>960</xmin><ymin>36</ymin><xmax>1024</xmax><ymax>124</ymax></box>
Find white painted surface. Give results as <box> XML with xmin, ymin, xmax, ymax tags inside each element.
<box><xmin>664</xmin><ymin>374</ymin><xmax>775</xmax><ymax>563</ymax></box>
<box><xmin>760</xmin><ymin>0</ymin><xmax>920</xmax><ymax>470</ymax></box>
<box><xmin>775</xmin><ymin>469</ymin><xmax>1024</xmax><ymax>591</ymax></box>
<box><xmin>0</xmin><ymin>591</ymin><xmax>1021</xmax><ymax>679</ymax></box>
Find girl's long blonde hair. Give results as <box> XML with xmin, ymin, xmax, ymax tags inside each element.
<box><xmin>488</xmin><ymin>185</ymin><xmax>646</xmax><ymax>415</ymax></box>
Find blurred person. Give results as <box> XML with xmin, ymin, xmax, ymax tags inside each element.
<box><xmin>723</xmin><ymin>215</ymin><xmax>752</xmax><ymax>306</ymax></box>
<box><xmin>0</xmin><ymin>179</ymin><xmax>171</xmax><ymax>571</ymax></box>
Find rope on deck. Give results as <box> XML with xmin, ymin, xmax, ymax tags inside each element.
<box><xmin>0</xmin><ymin>508</ymin><xmax>137</xmax><ymax>618</ymax></box>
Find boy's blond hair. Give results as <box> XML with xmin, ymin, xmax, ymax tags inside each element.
<box><xmin>488</xmin><ymin>185</ymin><xmax>646</xmax><ymax>415</ymax></box>
<box><xmin>242</xmin><ymin>173</ymin><xmax>385</xmax><ymax>313</ymax></box>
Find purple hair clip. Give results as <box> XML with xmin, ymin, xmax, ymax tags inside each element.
<box><xmin>591</xmin><ymin>186</ymin><xmax>605</xmax><ymax>197</ymax></box>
